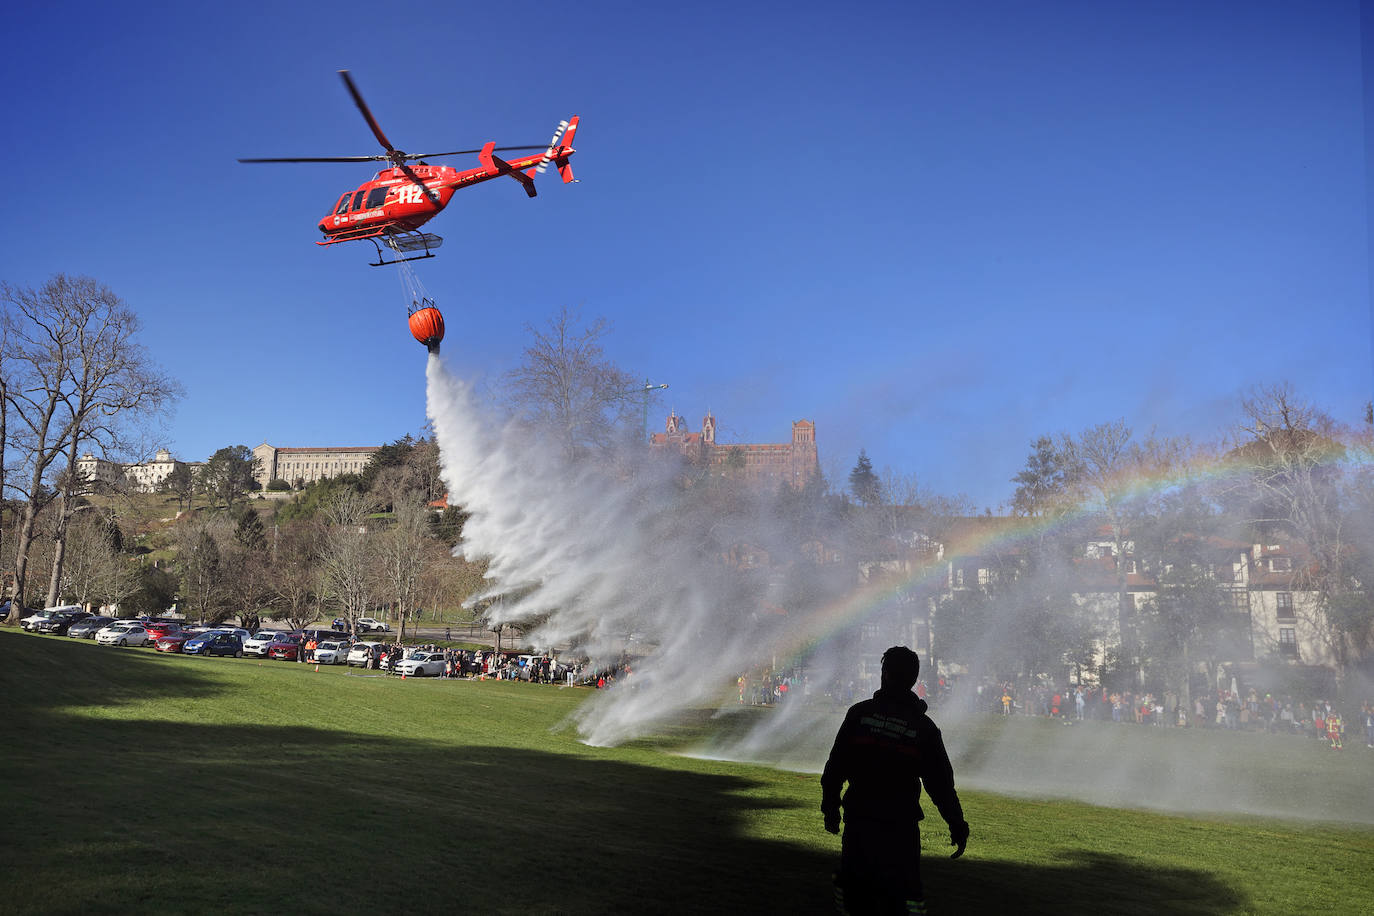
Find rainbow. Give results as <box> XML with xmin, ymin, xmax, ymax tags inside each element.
<box><xmin>764</xmin><ymin>438</ymin><xmax>1373</xmax><ymax>668</ymax></box>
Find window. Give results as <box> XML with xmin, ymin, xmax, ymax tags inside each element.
<box><xmin>334</xmin><ymin>193</ymin><xmax>352</xmax><ymax>215</ymax></box>
<box><xmin>1270</xmin><ymin>557</ymin><xmax>1292</xmax><ymax>572</ymax></box>
<box><xmin>350</xmin><ymin>190</ymin><xmax>366</xmax><ymax>211</ymax></box>
<box><xmin>1278</xmin><ymin>627</ymin><xmax>1297</xmax><ymax>656</ymax></box>
<box><xmin>365</xmin><ymin>186</ymin><xmax>388</xmax><ymax>208</ymax></box>
<box><xmin>1276</xmin><ymin>592</ymin><xmax>1294</xmax><ymax>619</ymax></box>
<box><xmin>1232</xmin><ymin>591</ymin><xmax>1250</xmax><ymax>611</ymax></box>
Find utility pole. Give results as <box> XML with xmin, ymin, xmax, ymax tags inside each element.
<box><xmin>638</xmin><ymin>378</ymin><xmax>669</xmax><ymax>443</ymax></box>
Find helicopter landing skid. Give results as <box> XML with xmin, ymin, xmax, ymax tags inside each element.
<box><xmin>370</xmin><ymin>232</ymin><xmax>444</xmax><ymax>267</ymax></box>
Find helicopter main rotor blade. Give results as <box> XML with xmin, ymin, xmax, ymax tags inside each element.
<box><xmin>339</xmin><ymin>69</ymin><xmax>398</xmax><ymax>156</ymax></box>
<box><xmin>238</xmin><ymin>155</ymin><xmax>392</xmax><ymax>163</ymax></box>
<box><xmin>402</xmin><ymin>145</ymin><xmax>547</xmax><ymax>159</ymax></box>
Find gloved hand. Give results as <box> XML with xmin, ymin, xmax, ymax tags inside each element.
<box><xmin>823</xmin><ymin>809</ymin><xmax>841</xmax><ymax>835</ymax></box>
<box><xmin>949</xmin><ymin>821</ymin><xmax>969</xmax><ymax>859</ymax></box>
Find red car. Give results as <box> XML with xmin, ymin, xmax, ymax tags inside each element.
<box><xmin>267</xmin><ymin>635</ymin><xmax>304</xmax><ymax>660</ymax></box>
<box><xmin>144</xmin><ymin>621</ymin><xmax>185</xmax><ymax>641</ymax></box>
<box><xmin>154</xmin><ymin>632</ymin><xmax>194</xmax><ymax>653</ymax></box>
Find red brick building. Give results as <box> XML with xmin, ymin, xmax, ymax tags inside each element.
<box><xmin>649</xmin><ymin>411</ymin><xmax>819</xmax><ymax>489</ymax></box>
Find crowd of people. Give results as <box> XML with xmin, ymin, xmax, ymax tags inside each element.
<box><xmin>296</xmin><ymin>631</ymin><xmax>1374</xmax><ymax>752</ymax></box>
<box><xmin>973</xmin><ymin>679</ymin><xmax>1374</xmax><ymax>750</ymax></box>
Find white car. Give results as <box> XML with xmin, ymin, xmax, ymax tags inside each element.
<box><xmin>399</xmin><ymin>651</ymin><xmax>447</xmax><ymax>678</ymax></box>
<box><xmin>356</xmin><ymin>617</ymin><xmax>390</xmax><ymax>633</ymax></box>
<box><xmin>347</xmin><ymin>642</ymin><xmax>383</xmax><ymax>667</ymax></box>
<box><xmin>243</xmin><ymin>631</ymin><xmax>284</xmax><ymax>657</ymax></box>
<box><xmin>96</xmin><ymin>622</ymin><xmax>151</xmax><ymax>647</ymax></box>
<box><xmin>313</xmin><ymin>640</ymin><xmax>350</xmax><ymax>665</ymax></box>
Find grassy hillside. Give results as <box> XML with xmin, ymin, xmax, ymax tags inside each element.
<box><xmin>4</xmin><ymin>629</ymin><xmax>1372</xmax><ymax>915</ymax></box>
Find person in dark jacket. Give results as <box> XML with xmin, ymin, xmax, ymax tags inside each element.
<box><xmin>821</xmin><ymin>646</ymin><xmax>969</xmax><ymax>915</ymax></box>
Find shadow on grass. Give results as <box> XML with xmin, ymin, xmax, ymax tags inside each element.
<box><xmin>2</xmin><ymin>628</ymin><xmax>225</xmax><ymax>713</ymax></box>
<box><xmin>4</xmin><ymin>631</ymin><xmax>1248</xmax><ymax>915</ymax></box>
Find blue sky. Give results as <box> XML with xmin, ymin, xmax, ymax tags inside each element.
<box><xmin>3</xmin><ymin>1</ymin><xmax>1369</xmax><ymax>509</ymax></box>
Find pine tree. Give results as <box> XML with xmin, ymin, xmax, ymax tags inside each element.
<box><xmin>848</xmin><ymin>449</ymin><xmax>881</xmax><ymax>506</ymax></box>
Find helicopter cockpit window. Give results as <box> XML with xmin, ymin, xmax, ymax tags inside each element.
<box><xmin>365</xmin><ymin>187</ymin><xmax>388</xmax><ymax>209</ymax></box>
<box><xmin>350</xmin><ymin>190</ymin><xmax>366</xmax><ymax>211</ymax></box>
<box><xmin>334</xmin><ymin>194</ymin><xmax>352</xmax><ymax>215</ymax></box>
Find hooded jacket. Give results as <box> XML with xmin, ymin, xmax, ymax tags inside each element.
<box><xmin>821</xmin><ymin>687</ymin><xmax>965</xmax><ymax>828</ymax></box>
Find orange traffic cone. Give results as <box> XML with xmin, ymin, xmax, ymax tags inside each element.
<box><xmin>314</xmin><ymin>664</ymin><xmax>319</xmax><ymax>672</ymax></box>
<box><xmin>401</xmin><ymin>672</ymin><xmax>407</xmax><ymax>679</ymax></box>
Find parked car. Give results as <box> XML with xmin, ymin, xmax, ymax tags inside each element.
<box><xmin>35</xmin><ymin>610</ymin><xmax>91</xmax><ymax>635</ymax></box>
<box><xmin>154</xmin><ymin>632</ymin><xmax>195</xmax><ymax>653</ymax></box>
<box><xmin>242</xmin><ymin>631</ymin><xmax>284</xmax><ymax>657</ymax></box>
<box><xmin>313</xmin><ymin>640</ymin><xmax>350</xmax><ymax>665</ymax></box>
<box><xmin>267</xmin><ymin>635</ymin><xmax>304</xmax><ymax>660</ymax></box>
<box><xmin>68</xmin><ymin>616</ymin><xmax>115</xmax><ymax>639</ymax></box>
<box><xmin>347</xmin><ymin>642</ymin><xmax>383</xmax><ymax>668</ymax></box>
<box><xmin>96</xmin><ymin>622</ymin><xmax>152</xmax><ymax>647</ymax></box>
<box><xmin>331</xmin><ymin>618</ymin><xmax>348</xmax><ymax>631</ymax></box>
<box><xmin>21</xmin><ymin>605</ymin><xmax>83</xmax><ymax>631</ymax></box>
<box><xmin>356</xmin><ymin>617</ymin><xmax>390</xmax><ymax>633</ymax></box>
<box><xmin>399</xmin><ymin>651</ymin><xmax>447</xmax><ymax>678</ymax></box>
<box><xmin>208</xmin><ymin>626</ymin><xmax>252</xmax><ymax>642</ymax></box>
<box><xmin>142</xmin><ymin>621</ymin><xmax>186</xmax><ymax>641</ymax></box>
<box><xmin>184</xmin><ymin>631</ymin><xmax>244</xmax><ymax>657</ymax></box>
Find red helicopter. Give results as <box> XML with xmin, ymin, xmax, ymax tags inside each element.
<box><xmin>240</xmin><ymin>70</ymin><xmax>579</xmax><ymax>266</ymax></box>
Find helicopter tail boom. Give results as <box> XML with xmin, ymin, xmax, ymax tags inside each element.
<box><xmin>479</xmin><ymin>142</ymin><xmax>538</xmax><ymax>197</ymax></box>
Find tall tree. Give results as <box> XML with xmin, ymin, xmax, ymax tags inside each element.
<box><xmin>177</xmin><ymin>519</ymin><xmax>228</xmax><ymax>624</ymax></box>
<box><xmin>1062</xmin><ymin>420</ymin><xmax>1189</xmax><ymax>687</ymax></box>
<box><xmin>317</xmin><ymin>488</ymin><xmax>377</xmax><ymax>632</ymax></box>
<box><xmin>224</xmin><ymin>507</ymin><xmax>272</xmax><ymax>630</ymax></box>
<box><xmin>1010</xmin><ymin>436</ymin><xmax>1075</xmax><ymax>518</ymax></box>
<box><xmin>375</xmin><ymin>500</ymin><xmax>430</xmax><ymax>641</ymax></box>
<box><xmin>2</xmin><ymin>276</ymin><xmax>177</xmax><ymax>617</ymax></box>
<box><xmin>160</xmin><ymin>463</ymin><xmax>196</xmax><ymax>513</ymax></box>
<box><xmin>271</xmin><ymin>520</ymin><xmax>323</xmax><ymax>631</ymax></box>
<box><xmin>4</xmin><ymin>276</ymin><xmax>177</xmax><ymax>618</ymax></box>
<box><xmin>1133</xmin><ymin>485</ymin><xmax>1243</xmax><ymax>710</ymax></box>
<box><xmin>1229</xmin><ymin>383</ymin><xmax>1367</xmax><ymax>680</ymax></box>
<box><xmin>200</xmin><ymin>445</ymin><xmax>259</xmax><ymax>510</ymax></box>
<box><xmin>506</xmin><ymin>306</ymin><xmax>638</xmax><ymax>461</ymax></box>
<box><xmin>847</xmin><ymin>449</ymin><xmax>882</xmax><ymax>507</ymax></box>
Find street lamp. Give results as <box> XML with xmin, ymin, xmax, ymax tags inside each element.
<box><xmin>637</xmin><ymin>378</ymin><xmax>669</xmax><ymax>442</ymax></box>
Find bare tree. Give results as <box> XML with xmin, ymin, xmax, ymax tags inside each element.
<box><xmin>2</xmin><ymin>276</ymin><xmax>178</xmax><ymax>621</ymax></box>
<box><xmin>175</xmin><ymin>517</ymin><xmax>231</xmax><ymax>624</ymax></box>
<box><xmin>1063</xmin><ymin>420</ymin><xmax>1190</xmax><ymax>686</ymax></box>
<box><xmin>1230</xmin><ymin>383</ymin><xmax>1368</xmax><ymax>679</ymax></box>
<box><xmin>375</xmin><ymin>501</ymin><xmax>430</xmax><ymax>641</ymax></box>
<box><xmin>271</xmin><ymin>520</ymin><xmax>323</xmax><ymax>631</ymax></box>
<box><xmin>56</xmin><ymin>507</ymin><xmax>117</xmax><ymax>608</ymax></box>
<box><xmin>506</xmin><ymin>307</ymin><xmax>638</xmax><ymax>461</ymax></box>
<box><xmin>317</xmin><ymin>488</ymin><xmax>378</xmax><ymax>632</ymax></box>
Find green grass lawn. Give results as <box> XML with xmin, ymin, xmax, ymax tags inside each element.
<box><xmin>4</xmin><ymin>629</ymin><xmax>1372</xmax><ymax>915</ymax></box>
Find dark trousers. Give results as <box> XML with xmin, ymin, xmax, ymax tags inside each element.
<box><xmin>837</xmin><ymin>818</ymin><xmax>923</xmax><ymax>914</ymax></box>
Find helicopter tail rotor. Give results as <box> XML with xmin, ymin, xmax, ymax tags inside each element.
<box><xmin>535</xmin><ymin>119</ymin><xmax>570</xmax><ymax>175</ymax></box>
<box><xmin>554</xmin><ymin>116</ymin><xmax>579</xmax><ymax>184</ymax></box>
